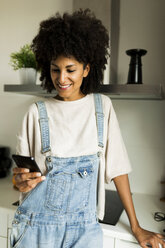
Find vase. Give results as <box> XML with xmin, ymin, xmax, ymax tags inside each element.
<box><xmin>126</xmin><ymin>49</ymin><xmax>147</xmax><ymax>84</ymax></box>
<box><xmin>19</xmin><ymin>68</ymin><xmax>37</xmax><ymax>84</ymax></box>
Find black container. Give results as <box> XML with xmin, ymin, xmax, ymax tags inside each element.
<box><xmin>126</xmin><ymin>49</ymin><xmax>147</xmax><ymax>84</ymax></box>
<box><xmin>0</xmin><ymin>146</ymin><xmax>12</xmax><ymax>178</ymax></box>
<box><xmin>99</xmin><ymin>190</ymin><xmax>124</xmax><ymax>225</ymax></box>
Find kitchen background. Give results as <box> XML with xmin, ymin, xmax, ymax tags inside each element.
<box><xmin>0</xmin><ymin>0</ymin><xmax>164</xmax><ymax>197</ymax></box>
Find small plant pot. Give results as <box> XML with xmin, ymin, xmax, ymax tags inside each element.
<box><xmin>19</xmin><ymin>68</ymin><xmax>37</xmax><ymax>84</ymax></box>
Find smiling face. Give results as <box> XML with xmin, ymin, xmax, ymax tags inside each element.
<box><xmin>50</xmin><ymin>55</ymin><xmax>90</xmax><ymax>101</ymax></box>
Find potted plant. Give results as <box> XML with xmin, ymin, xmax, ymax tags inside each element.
<box><xmin>10</xmin><ymin>44</ymin><xmax>38</xmax><ymax>84</ymax></box>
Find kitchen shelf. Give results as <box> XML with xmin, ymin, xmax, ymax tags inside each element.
<box><xmin>3</xmin><ymin>84</ymin><xmax>164</xmax><ymax>100</ymax></box>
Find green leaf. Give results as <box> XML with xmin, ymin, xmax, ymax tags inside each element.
<box><xmin>9</xmin><ymin>44</ymin><xmax>37</xmax><ymax>70</ymax></box>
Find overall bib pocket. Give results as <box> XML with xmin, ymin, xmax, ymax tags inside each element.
<box><xmin>45</xmin><ymin>164</ymin><xmax>94</xmax><ymax>213</ymax></box>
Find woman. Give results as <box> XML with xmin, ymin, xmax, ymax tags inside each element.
<box><xmin>11</xmin><ymin>9</ymin><xmax>165</xmax><ymax>248</ymax></box>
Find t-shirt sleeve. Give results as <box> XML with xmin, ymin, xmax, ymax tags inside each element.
<box><xmin>15</xmin><ymin>104</ymin><xmax>40</xmax><ymax>157</ymax></box>
<box><xmin>105</xmin><ymin>101</ymin><xmax>132</xmax><ymax>183</ymax></box>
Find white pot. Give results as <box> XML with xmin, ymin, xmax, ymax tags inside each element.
<box><xmin>19</xmin><ymin>68</ymin><xmax>37</xmax><ymax>84</ymax></box>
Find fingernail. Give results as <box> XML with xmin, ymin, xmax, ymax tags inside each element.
<box><xmin>24</xmin><ymin>169</ymin><xmax>30</xmax><ymax>172</ymax></box>
<box><xmin>36</xmin><ymin>173</ymin><xmax>41</xmax><ymax>177</ymax></box>
<box><xmin>41</xmin><ymin>176</ymin><xmax>46</xmax><ymax>180</ymax></box>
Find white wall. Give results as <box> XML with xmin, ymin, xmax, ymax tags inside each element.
<box><xmin>107</xmin><ymin>0</ymin><xmax>165</xmax><ymax>197</ymax></box>
<box><xmin>0</xmin><ymin>0</ymin><xmax>164</xmax><ymax>197</ymax></box>
<box><xmin>0</xmin><ymin>0</ymin><xmax>73</xmax><ymax>87</ymax></box>
<box><xmin>0</xmin><ymin>0</ymin><xmax>73</xmax><ymax>151</ymax></box>
<box><xmin>73</xmin><ymin>0</ymin><xmax>111</xmax><ymax>30</ymax></box>
<box><xmin>107</xmin><ymin>100</ymin><xmax>165</xmax><ymax>197</ymax></box>
<box><xmin>116</xmin><ymin>0</ymin><xmax>165</xmax><ymax>86</ymax></box>
<box><xmin>73</xmin><ymin>0</ymin><xmax>111</xmax><ymax>85</ymax></box>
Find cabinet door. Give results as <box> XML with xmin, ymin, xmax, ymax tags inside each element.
<box><xmin>0</xmin><ymin>236</ymin><xmax>7</xmax><ymax>248</ymax></box>
<box><xmin>115</xmin><ymin>239</ymin><xmax>140</xmax><ymax>248</ymax></box>
<box><xmin>0</xmin><ymin>212</ymin><xmax>7</xmax><ymax>237</ymax></box>
<box><xmin>103</xmin><ymin>235</ymin><xmax>115</xmax><ymax>248</ymax></box>
<box><xmin>8</xmin><ymin>228</ymin><xmax>11</xmax><ymax>248</ymax></box>
<box><xmin>8</xmin><ymin>213</ymin><xmax>15</xmax><ymax>229</ymax></box>
<box><xmin>8</xmin><ymin>213</ymin><xmax>15</xmax><ymax>248</ymax></box>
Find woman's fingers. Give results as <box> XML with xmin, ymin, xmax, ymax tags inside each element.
<box><xmin>15</xmin><ymin>172</ymin><xmax>42</xmax><ymax>182</ymax></box>
<box><xmin>156</xmin><ymin>233</ymin><xmax>165</xmax><ymax>239</ymax></box>
<box><xmin>12</xmin><ymin>167</ymin><xmax>46</xmax><ymax>193</ymax></box>
<box><xmin>13</xmin><ymin>167</ymin><xmax>30</xmax><ymax>174</ymax></box>
<box><xmin>16</xmin><ymin>176</ymin><xmax>46</xmax><ymax>193</ymax></box>
<box><xmin>133</xmin><ymin>226</ymin><xmax>165</xmax><ymax>248</ymax></box>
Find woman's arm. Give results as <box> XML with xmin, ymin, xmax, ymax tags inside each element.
<box><xmin>113</xmin><ymin>174</ymin><xmax>165</xmax><ymax>248</ymax></box>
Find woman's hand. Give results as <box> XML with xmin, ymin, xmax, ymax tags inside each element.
<box><xmin>132</xmin><ymin>225</ymin><xmax>165</xmax><ymax>248</ymax></box>
<box><xmin>13</xmin><ymin>167</ymin><xmax>46</xmax><ymax>193</ymax></box>
<box><xmin>113</xmin><ymin>174</ymin><xmax>165</xmax><ymax>248</ymax></box>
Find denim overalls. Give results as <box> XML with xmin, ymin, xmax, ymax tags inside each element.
<box><xmin>10</xmin><ymin>94</ymin><xmax>104</xmax><ymax>248</ymax></box>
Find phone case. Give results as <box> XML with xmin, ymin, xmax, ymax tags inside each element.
<box><xmin>12</xmin><ymin>154</ymin><xmax>42</xmax><ymax>174</ymax></box>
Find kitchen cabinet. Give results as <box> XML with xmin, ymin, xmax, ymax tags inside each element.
<box><xmin>115</xmin><ymin>239</ymin><xmax>140</xmax><ymax>248</ymax></box>
<box><xmin>0</xmin><ymin>176</ymin><xmax>19</xmax><ymax>248</ymax></box>
<box><xmin>0</xmin><ymin>237</ymin><xmax>7</xmax><ymax>248</ymax></box>
<box><xmin>0</xmin><ymin>212</ymin><xmax>7</xmax><ymax>238</ymax></box>
<box><xmin>103</xmin><ymin>236</ymin><xmax>141</xmax><ymax>248</ymax></box>
<box><xmin>103</xmin><ymin>235</ymin><xmax>115</xmax><ymax>247</ymax></box>
<box><xmin>0</xmin><ymin>212</ymin><xmax>8</xmax><ymax>248</ymax></box>
<box><xmin>7</xmin><ymin>229</ymin><xmax>11</xmax><ymax>248</ymax></box>
<box><xmin>0</xmin><ymin>210</ymin><xmax>15</xmax><ymax>248</ymax></box>
<box><xmin>7</xmin><ymin>212</ymin><xmax>15</xmax><ymax>248</ymax></box>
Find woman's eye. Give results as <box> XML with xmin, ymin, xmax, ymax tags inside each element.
<box><xmin>67</xmin><ymin>70</ymin><xmax>75</xmax><ymax>73</ymax></box>
<box><xmin>51</xmin><ymin>69</ymin><xmax>75</xmax><ymax>73</ymax></box>
<box><xmin>51</xmin><ymin>69</ymin><xmax>59</xmax><ymax>73</ymax></box>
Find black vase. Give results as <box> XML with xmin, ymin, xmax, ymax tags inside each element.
<box><xmin>126</xmin><ymin>49</ymin><xmax>147</xmax><ymax>84</ymax></box>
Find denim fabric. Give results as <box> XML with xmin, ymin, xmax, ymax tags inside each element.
<box><xmin>94</xmin><ymin>94</ymin><xmax>104</xmax><ymax>148</ymax></box>
<box><xmin>36</xmin><ymin>101</ymin><xmax>51</xmax><ymax>154</ymax></box>
<box><xmin>10</xmin><ymin>94</ymin><xmax>104</xmax><ymax>248</ymax></box>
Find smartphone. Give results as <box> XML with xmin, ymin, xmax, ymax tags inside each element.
<box><xmin>12</xmin><ymin>154</ymin><xmax>42</xmax><ymax>174</ymax></box>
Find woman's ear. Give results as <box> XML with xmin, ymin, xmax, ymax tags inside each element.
<box><xmin>83</xmin><ymin>64</ymin><xmax>90</xmax><ymax>78</ymax></box>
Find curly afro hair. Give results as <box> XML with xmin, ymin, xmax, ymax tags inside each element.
<box><xmin>32</xmin><ymin>9</ymin><xmax>110</xmax><ymax>94</ymax></box>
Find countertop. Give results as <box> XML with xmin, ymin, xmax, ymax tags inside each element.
<box><xmin>0</xmin><ymin>176</ymin><xmax>164</xmax><ymax>243</ymax></box>
<box><xmin>102</xmin><ymin>193</ymin><xmax>165</xmax><ymax>242</ymax></box>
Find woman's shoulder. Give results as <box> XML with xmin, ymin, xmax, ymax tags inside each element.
<box><xmin>100</xmin><ymin>93</ymin><xmax>112</xmax><ymax>103</ymax></box>
<box><xmin>24</xmin><ymin>98</ymin><xmax>48</xmax><ymax>119</ymax></box>
<box><xmin>26</xmin><ymin>101</ymin><xmax>39</xmax><ymax>115</ymax></box>
<box><xmin>99</xmin><ymin>94</ymin><xmax>113</xmax><ymax>111</ymax></box>
<box><xmin>27</xmin><ymin>98</ymin><xmax>52</xmax><ymax>113</ymax></box>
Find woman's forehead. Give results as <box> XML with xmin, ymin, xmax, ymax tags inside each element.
<box><xmin>51</xmin><ymin>55</ymin><xmax>83</xmax><ymax>66</ymax></box>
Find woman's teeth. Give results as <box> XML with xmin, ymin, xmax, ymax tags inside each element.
<box><xmin>58</xmin><ymin>83</ymin><xmax>71</xmax><ymax>89</ymax></box>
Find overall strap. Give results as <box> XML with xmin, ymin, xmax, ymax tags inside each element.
<box><xmin>94</xmin><ymin>94</ymin><xmax>104</xmax><ymax>148</ymax></box>
<box><xmin>35</xmin><ymin>101</ymin><xmax>51</xmax><ymax>154</ymax></box>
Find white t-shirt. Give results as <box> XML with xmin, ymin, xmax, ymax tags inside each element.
<box><xmin>16</xmin><ymin>93</ymin><xmax>131</xmax><ymax>220</ymax></box>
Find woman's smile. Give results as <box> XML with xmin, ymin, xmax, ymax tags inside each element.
<box><xmin>57</xmin><ymin>82</ymin><xmax>72</xmax><ymax>90</ymax></box>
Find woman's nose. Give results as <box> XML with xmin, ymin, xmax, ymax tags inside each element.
<box><xmin>58</xmin><ymin>71</ymin><xmax>66</xmax><ymax>83</ymax></box>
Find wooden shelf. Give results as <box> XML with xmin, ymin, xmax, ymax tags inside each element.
<box><xmin>3</xmin><ymin>84</ymin><xmax>164</xmax><ymax>100</ymax></box>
